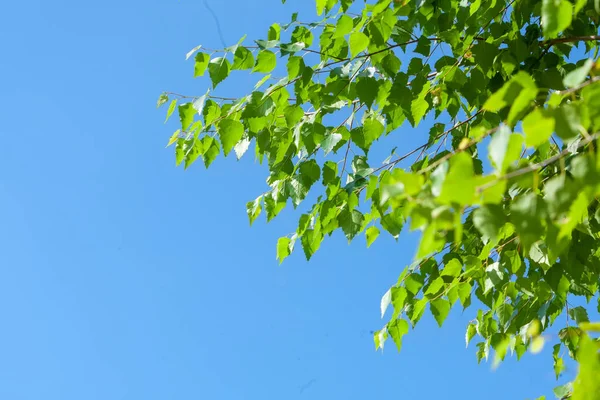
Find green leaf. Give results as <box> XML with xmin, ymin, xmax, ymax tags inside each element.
<box><xmin>165</xmin><ymin>99</ymin><xmax>177</xmax><ymax>123</ymax></box>
<box><xmin>192</xmin><ymin>93</ymin><xmax>207</xmax><ymax>116</ymax></box>
<box><xmin>430</xmin><ymin>299</ymin><xmax>451</xmax><ymax>327</ymax></box>
<box><xmin>185</xmin><ymin>44</ymin><xmax>202</xmax><ymax>60</ymax></box>
<box><xmin>349</xmin><ymin>31</ymin><xmax>370</xmax><ymax>56</ymax></box>
<box><xmin>416</xmin><ymin>223</ymin><xmax>445</xmax><ymax>259</ymax></box>
<box><xmin>366</xmin><ymin>226</ymin><xmax>380</xmax><ymax>248</ymax></box>
<box><xmin>199</xmin><ymin>136</ymin><xmax>218</xmax><ymax>168</ymax></box>
<box><xmin>466</xmin><ymin>323</ymin><xmax>477</xmax><ymax>347</ymax></box>
<box><xmin>166</xmin><ymin>129</ymin><xmax>181</xmax><ymax>147</ymax></box>
<box><xmin>232</xmin><ymin>47</ymin><xmax>255</xmax><ymax>70</ymax></box>
<box><xmin>473</xmin><ymin>205</ymin><xmax>506</xmax><ymax>244</ymax></box>
<box><xmin>255</xmin><ymin>39</ymin><xmax>279</xmax><ymax>50</ymax></box>
<box><xmin>253</xmin><ymin>50</ymin><xmax>276</xmax><ymax>73</ymax></box>
<box><xmin>501</xmin><ymin>250</ymin><xmax>523</xmax><ymax>275</ymax></box>
<box><xmin>208</xmin><ymin>57</ymin><xmax>231</xmax><ymax>88</ymax></box>
<box><xmin>381</xmin><ymin>210</ymin><xmax>403</xmax><ymax>238</ymax></box>
<box><xmin>554</xmin><ymin>104</ymin><xmax>582</xmax><ymax>140</ymax></box>
<box><xmin>316</xmin><ymin>0</ymin><xmax>326</xmax><ymax>15</ymax></box>
<box><xmin>299</xmin><ymin>160</ymin><xmax>321</xmax><ymax>190</ymax></box>
<box><xmin>572</xmin><ymin>335</ymin><xmax>600</xmax><ymax>400</ymax></box>
<box><xmin>234</xmin><ymin>138</ymin><xmax>251</xmax><ymax>160</ymax></box>
<box><xmin>379</xmin><ymin>53</ymin><xmax>401</xmax><ymax>78</ymax></box>
<box><xmin>194</xmin><ymin>52</ymin><xmax>210</xmax><ymax>77</ymax></box>
<box><xmin>458</xmin><ymin>282</ymin><xmax>472</xmax><ymax>308</ymax></box>
<box><xmin>542</xmin><ymin>0</ymin><xmax>573</xmax><ymax>39</ymax></box>
<box><xmin>277</xmin><ymin>236</ymin><xmax>292</xmax><ymax>263</ymax></box>
<box><xmin>523</xmin><ymin>108</ymin><xmax>555</xmax><ymax>148</ymax></box>
<box><xmin>441</xmin><ymin>259</ymin><xmax>462</xmax><ymax>278</ymax></box>
<box><xmin>279</xmin><ymin>42</ymin><xmax>306</xmax><ymax>56</ymax></box>
<box><xmin>203</xmin><ymin>100</ymin><xmax>221</xmax><ymax>127</ymax></box>
<box><xmin>414</xmin><ymin>36</ymin><xmax>431</xmax><ymax>57</ymax></box>
<box><xmin>568</xmin><ymin>306</ymin><xmax>590</xmax><ymax>325</ymax></box>
<box><xmin>334</xmin><ymin>14</ymin><xmax>353</xmax><ymax>38</ymax></box>
<box><xmin>321</xmin><ymin>132</ymin><xmax>342</xmax><ymax>155</ymax></box>
<box><xmin>580</xmin><ymin>322</ymin><xmax>600</xmax><ymax>332</ymax></box>
<box><xmin>530</xmin><ymin>336</ymin><xmax>545</xmax><ymax>354</ymax></box>
<box><xmin>488</xmin><ymin>126</ymin><xmax>523</xmax><ymax>174</ymax></box>
<box><xmin>356</xmin><ymin>77</ymin><xmax>379</xmax><ymax>109</ymax></box>
<box><xmin>287</xmin><ymin>56</ymin><xmax>305</xmax><ymax>79</ymax></box>
<box><xmin>157</xmin><ymin>93</ymin><xmax>169</xmax><ymax>108</ymax></box>
<box><xmin>178</xmin><ymin>103</ymin><xmax>195</xmax><ymax>130</ymax></box>
<box><xmin>444</xmin><ymin>67</ymin><xmax>468</xmax><ymax>89</ymax></box>
<box><xmin>438</xmin><ymin>152</ymin><xmax>475</xmax><ymax>206</ymax></box>
<box><xmin>356</xmin><ymin>116</ymin><xmax>384</xmax><ymax>153</ymax></box>
<box><xmin>564</xmin><ymin>59</ymin><xmax>595</xmax><ymax>89</ymax></box>
<box><xmin>507</xmin><ymin>88</ymin><xmax>537</xmax><ymax>127</ymax></box>
<box><xmin>175</xmin><ymin>139</ymin><xmax>185</xmax><ymax>166</ymax></box>
<box><xmin>484</xmin><ymin>262</ymin><xmax>505</xmax><ymax>294</ymax></box>
<box><xmin>291</xmin><ymin>26</ymin><xmax>314</xmax><ymax>47</ymax></box>
<box><xmin>391</xmin><ymin>286</ymin><xmax>408</xmax><ymax>320</ymax></box>
<box><xmin>374</xmin><ymin>328</ymin><xmax>388</xmax><ymax>351</ymax></box>
<box><xmin>483</xmin><ymin>72</ymin><xmax>536</xmax><ymax>113</ymax></box>
<box><xmin>338</xmin><ymin>208</ymin><xmax>365</xmax><ymax>241</ymax></box>
<box><xmin>381</xmin><ymin>288</ymin><xmax>392</xmax><ymax>318</ymax></box>
<box><xmin>217</xmin><ymin>119</ymin><xmax>244</xmax><ymax>156</ymax></box>
<box><xmin>408</xmin><ymin>298</ymin><xmax>428</xmax><ymax>326</ymax></box>
<box><xmin>553</xmin><ymin>383</ymin><xmax>573</xmax><ymax>399</ymax></box>
<box><xmin>246</xmin><ymin>196</ymin><xmax>262</xmax><ymax>226</ymax></box>
<box><xmin>553</xmin><ymin>344</ymin><xmax>566</xmax><ymax>379</ymax></box>
<box><xmin>425</xmin><ymin>277</ymin><xmax>445</xmax><ymax>297</ymax></box>
<box><xmin>300</xmin><ymin>228</ymin><xmax>322</xmax><ymax>260</ymax></box>
<box><xmin>574</xmin><ymin>0</ymin><xmax>587</xmax><ymax>14</ymax></box>
<box><xmin>510</xmin><ymin>193</ymin><xmax>546</xmax><ymax>251</ymax></box>
<box><xmin>405</xmin><ymin>274</ymin><xmax>424</xmax><ymax>295</ymax></box>
<box><xmin>410</xmin><ymin>86</ymin><xmax>430</xmax><ymax>127</ymax></box>
<box><xmin>476</xmin><ymin>341</ymin><xmax>490</xmax><ymax>363</ymax></box>
<box><xmin>496</xmin><ymin>303</ymin><xmax>514</xmax><ymax>328</ymax></box>
<box><xmin>387</xmin><ymin>319</ymin><xmax>409</xmax><ymax>352</ymax></box>
<box><xmin>268</xmin><ymin>23</ymin><xmax>281</xmax><ymax>41</ymax></box>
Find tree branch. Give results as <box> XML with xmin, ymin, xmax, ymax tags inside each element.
<box><xmin>370</xmin><ymin>110</ymin><xmax>484</xmax><ymax>175</ymax></box>
<box><xmin>556</xmin><ymin>76</ymin><xmax>600</xmax><ymax>96</ymax></box>
<box><xmin>477</xmin><ymin>131</ymin><xmax>600</xmax><ymax>192</ymax></box>
<box><xmin>544</xmin><ymin>35</ymin><xmax>600</xmax><ymax>45</ymax></box>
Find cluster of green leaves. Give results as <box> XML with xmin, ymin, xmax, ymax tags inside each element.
<box><xmin>550</xmin><ymin>322</ymin><xmax>600</xmax><ymax>400</ymax></box>
<box><xmin>161</xmin><ymin>0</ymin><xmax>600</xmax><ymax>396</ymax></box>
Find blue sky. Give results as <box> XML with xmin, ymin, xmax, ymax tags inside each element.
<box><xmin>0</xmin><ymin>0</ymin><xmax>580</xmax><ymax>398</ymax></box>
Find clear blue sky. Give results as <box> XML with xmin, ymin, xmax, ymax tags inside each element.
<box><xmin>0</xmin><ymin>0</ymin><xmax>577</xmax><ymax>398</ymax></box>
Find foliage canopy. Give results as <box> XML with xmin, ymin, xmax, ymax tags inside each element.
<box><xmin>161</xmin><ymin>0</ymin><xmax>600</xmax><ymax>397</ymax></box>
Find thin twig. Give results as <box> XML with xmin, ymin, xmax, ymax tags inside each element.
<box><xmin>556</xmin><ymin>76</ymin><xmax>600</xmax><ymax>96</ymax></box>
<box><xmin>544</xmin><ymin>35</ymin><xmax>600</xmax><ymax>45</ymax></box>
<box><xmin>369</xmin><ymin>110</ymin><xmax>484</xmax><ymax>175</ymax></box>
<box><xmin>419</xmin><ymin>125</ymin><xmax>498</xmax><ymax>175</ymax></box>
<box><xmin>477</xmin><ymin>131</ymin><xmax>600</xmax><ymax>192</ymax></box>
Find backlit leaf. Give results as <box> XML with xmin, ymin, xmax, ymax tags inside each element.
<box><xmin>430</xmin><ymin>299</ymin><xmax>451</xmax><ymax>327</ymax></box>
<box><xmin>218</xmin><ymin>119</ymin><xmax>244</xmax><ymax>156</ymax></box>
<box><xmin>366</xmin><ymin>226</ymin><xmax>380</xmax><ymax>248</ymax></box>
<box><xmin>194</xmin><ymin>52</ymin><xmax>210</xmax><ymax>77</ymax></box>
<box><xmin>542</xmin><ymin>0</ymin><xmax>573</xmax><ymax>39</ymax></box>
<box><xmin>523</xmin><ymin>108</ymin><xmax>555</xmax><ymax>148</ymax></box>
<box><xmin>208</xmin><ymin>57</ymin><xmax>231</xmax><ymax>88</ymax></box>
<box><xmin>232</xmin><ymin>47</ymin><xmax>255</xmax><ymax>70</ymax></box>
<box><xmin>277</xmin><ymin>236</ymin><xmax>292</xmax><ymax>263</ymax></box>
<box><xmin>387</xmin><ymin>319</ymin><xmax>409</xmax><ymax>352</ymax></box>
<box><xmin>253</xmin><ymin>50</ymin><xmax>276</xmax><ymax>73</ymax></box>
<box><xmin>349</xmin><ymin>31</ymin><xmax>370</xmax><ymax>56</ymax></box>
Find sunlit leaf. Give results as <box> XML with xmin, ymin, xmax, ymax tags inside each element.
<box><xmin>208</xmin><ymin>57</ymin><xmax>231</xmax><ymax>88</ymax></box>
<box><xmin>217</xmin><ymin>119</ymin><xmax>244</xmax><ymax>156</ymax></box>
